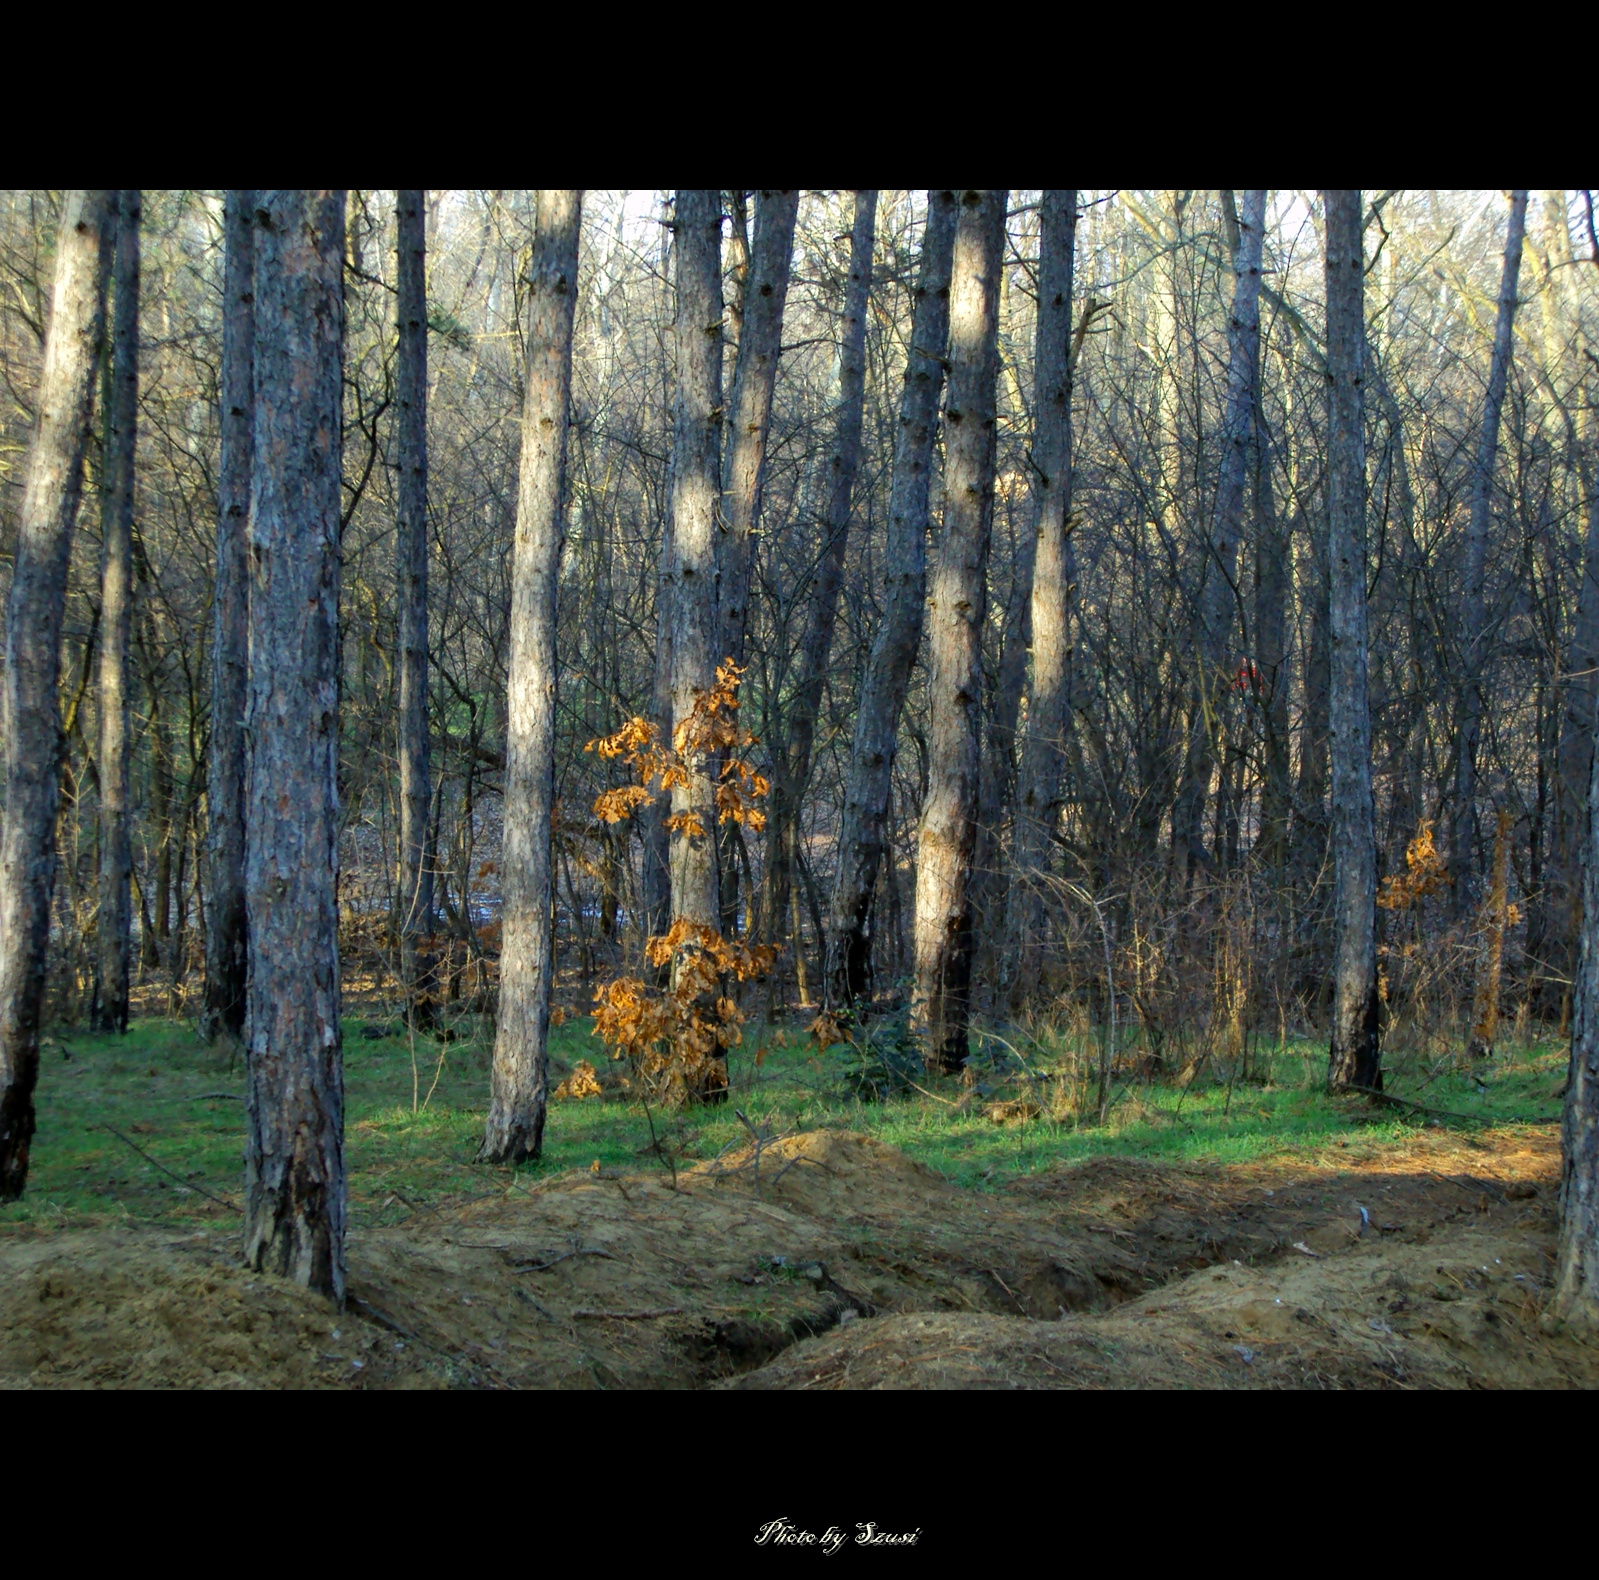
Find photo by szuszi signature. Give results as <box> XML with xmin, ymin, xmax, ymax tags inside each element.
<box><xmin>755</xmin><ymin>1519</ymin><xmax>921</xmax><ymax>1555</ymax></box>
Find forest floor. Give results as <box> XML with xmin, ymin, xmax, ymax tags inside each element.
<box><xmin>1</xmin><ymin>1009</ymin><xmax>1591</xmax><ymax>1389</ymax></box>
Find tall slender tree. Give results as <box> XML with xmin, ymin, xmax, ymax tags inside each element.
<box><xmin>1550</xmin><ymin>192</ymin><xmax>1599</xmax><ymax>1332</ymax></box>
<box><xmin>913</xmin><ymin>189</ymin><xmax>1007</xmax><ymax>1071</ymax></box>
<box><xmin>1556</xmin><ymin>651</ymin><xmax>1599</xmax><ymax>1330</ymax></box>
<box><xmin>1006</xmin><ymin>189</ymin><xmax>1077</xmax><ymax>1003</ymax></box>
<box><xmin>1171</xmin><ymin>190</ymin><xmax>1267</xmax><ymax>877</ymax></box>
<box><xmin>93</xmin><ymin>190</ymin><xmax>140</xmax><ymax>1034</ymax></box>
<box><xmin>763</xmin><ymin>191</ymin><xmax>877</xmax><ymax>964</ymax></box>
<box><xmin>720</xmin><ymin>190</ymin><xmax>799</xmax><ymax>674</ymax></box>
<box><xmin>1254</xmin><ymin>302</ymin><xmax>1292</xmax><ymax>871</ymax></box>
<box><xmin>1451</xmin><ymin>189</ymin><xmax>1528</xmax><ymax>898</ymax></box>
<box><xmin>1322</xmin><ymin>189</ymin><xmax>1380</xmax><ymax>1091</ymax></box>
<box><xmin>666</xmin><ymin>190</ymin><xmax>725</xmax><ymax>944</ymax></box>
<box><xmin>1546</xmin><ymin>192</ymin><xmax>1597</xmax><ymax>1006</ymax></box>
<box><xmin>201</xmin><ymin>189</ymin><xmax>254</xmax><ymax>1044</ymax></box>
<box><xmin>480</xmin><ymin>191</ymin><xmax>582</xmax><ymax>1165</ymax></box>
<box><xmin>827</xmin><ymin>191</ymin><xmax>958</xmax><ymax>1009</ymax></box>
<box><xmin>0</xmin><ymin>190</ymin><xmax>112</xmax><ymax>1200</ymax></box>
<box><xmin>395</xmin><ymin>189</ymin><xmax>433</xmax><ymax>1024</ymax></box>
<box><xmin>719</xmin><ymin>190</ymin><xmax>798</xmax><ymax>934</ymax></box>
<box><xmin>243</xmin><ymin>190</ymin><xmax>347</xmax><ymax>1299</ymax></box>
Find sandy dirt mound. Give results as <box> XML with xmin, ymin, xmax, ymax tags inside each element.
<box><xmin>0</xmin><ymin>1230</ymin><xmax>437</xmax><ymax>1389</ymax></box>
<box><xmin>2</xmin><ymin>1126</ymin><xmax>1592</xmax><ymax>1388</ymax></box>
<box><xmin>727</xmin><ymin>1129</ymin><xmax>1598</xmax><ymax>1389</ymax></box>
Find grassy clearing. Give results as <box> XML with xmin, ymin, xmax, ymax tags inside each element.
<box><xmin>1</xmin><ymin>1011</ymin><xmax>1568</xmax><ymax>1237</ymax></box>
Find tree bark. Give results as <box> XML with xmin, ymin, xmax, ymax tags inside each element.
<box><xmin>1253</xmin><ymin>384</ymin><xmax>1291</xmax><ymax>870</ymax></box>
<box><xmin>1547</xmin><ymin>194</ymin><xmax>1597</xmax><ymax>1006</ymax></box>
<box><xmin>1554</xmin><ymin>640</ymin><xmax>1599</xmax><ymax>1328</ymax></box>
<box><xmin>480</xmin><ymin>192</ymin><xmax>581</xmax><ymax>1165</ymax></box>
<box><xmin>825</xmin><ymin>191</ymin><xmax>958</xmax><ymax>1010</ymax></box>
<box><xmin>667</xmin><ymin>190</ymin><xmax>725</xmax><ymax>939</ymax></box>
<box><xmin>1294</xmin><ymin>512</ymin><xmax>1331</xmax><ymax>868</ymax></box>
<box><xmin>913</xmin><ymin>189</ymin><xmax>1007</xmax><ymax>1072</ymax></box>
<box><xmin>1322</xmin><ymin>190</ymin><xmax>1380</xmax><ymax>1091</ymax></box>
<box><xmin>763</xmin><ymin>192</ymin><xmax>877</xmax><ymax>957</ymax></box>
<box><xmin>201</xmin><ymin>191</ymin><xmax>253</xmax><ymax>1043</ymax></box>
<box><xmin>1005</xmin><ymin>190</ymin><xmax>1077</xmax><ymax>1006</ymax></box>
<box><xmin>395</xmin><ymin>189</ymin><xmax>434</xmax><ymax>1024</ymax></box>
<box><xmin>718</xmin><ymin>191</ymin><xmax>798</xmax><ymax>936</ymax></box>
<box><xmin>93</xmin><ymin>191</ymin><xmax>139</xmax><ymax>1034</ymax></box>
<box><xmin>642</xmin><ymin>523</ymin><xmax>674</xmax><ymax>944</ymax></box>
<box><xmin>1173</xmin><ymin>190</ymin><xmax>1267</xmax><ymax>877</ymax></box>
<box><xmin>720</xmin><ymin>190</ymin><xmax>798</xmax><ymax>674</ymax></box>
<box><xmin>0</xmin><ymin>190</ymin><xmax>111</xmax><ymax>1201</ymax></box>
<box><xmin>243</xmin><ymin>190</ymin><xmax>347</xmax><ymax>1301</ymax></box>
<box><xmin>1450</xmin><ymin>190</ymin><xmax>1528</xmax><ymax>901</ymax></box>
<box><xmin>1467</xmin><ymin>810</ymin><xmax>1512</xmax><ymax>1062</ymax></box>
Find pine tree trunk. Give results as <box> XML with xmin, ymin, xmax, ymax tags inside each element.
<box><xmin>201</xmin><ymin>190</ymin><xmax>253</xmax><ymax>1043</ymax></box>
<box><xmin>1468</xmin><ymin>810</ymin><xmax>1512</xmax><ymax>1062</ymax></box>
<box><xmin>1004</xmin><ymin>189</ymin><xmax>1079</xmax><ymax>1006</ymax></box>
<box><xmin>94</xmin><ymin>191</ymin><xmax>139</xmax><ymax>1034</ymax></box>
<box><xmin>1295</xmin><ymin>534</ymin><xmax>1331</xmax><ymax>866</ymax></box>
<box><xmin>972</xmin><ymin>510</ymin><xmax>1033</xmax><ymax>972</ymax></box>
<box><xmin>913</xmin><ymin>190</ymin><xmax>1007</xmax><ymax>1072</ymax></box>
<box><xmin>718</xmin><ymin>191</ymin><xmax>798</xmax><ymax>935</ymax></box>
<box><xmin>395</xmin><ymin>189</ymin><xmax>434</xmax><ymax>1025</ymax></box>
<box><xmin>825</xmin><ymin>191</ymin><xmax>957</xmax><ymax>1011</ymax></box>
<box><xmin>642</xmin><ymin>522</ymin><xmax>674</xmax><ymax>945</ymax></box>
<box><xmin>243</xmin><ymin>191</ymin><xmax>347</xmax><ymax>1301</ymax></box>
<box><xmin>1173</xmin><ymin>191</ymin><xmax>1267</xmax><ymax>878</ymax></box>
<box><xmin>480</xmin><ymin>192</ymin><xmax>581</xmax><ymax>1165</ymax></box>
<box><xmin>1451</xmin><ymin>190</ymin><xmax>1528</xmax><ymax>901</ymax></box>
<box><xmin>720</xmin><ymin>190</ymin><xmax>798</xmax><ymax>674</ymax></box>
<box><xmin>0</xmin><ymin>191</ymin><xmax>111</xmax><ymax>1201</ymax></box>
<box><xmin>667</xmin><ymin>190</ymin><xmax>724</xmax><ymax>944</ymax></box>
<box><xmin>763</xmin><ymin>192</ymin><xmax>877</xmax><ymax>956</ymax></box>
<box><xmin>1554</xmin><ymin>647</ymin><xmax>1599</xmax><ymax>1328</ymax></box>
<box><xmin>1253</xmin><ymin>398</ymin><xmax>1291</xmax><ymax>869</ymax></box>
<box><xmin>1547</xmin><ymin>194</ymin><xmax>1596</xmax><ymax>1010</ymax></box>
<box><xmin>1322</xmin><ymin>190</ymin><xmax>1380</xmax><ymax>1091</ymax></box>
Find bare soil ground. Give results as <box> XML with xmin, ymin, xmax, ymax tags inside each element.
<box><xmin>3</xmin><ymin>1123</ymin><xmax>1592</xmax><ymax>1388</ymax></box>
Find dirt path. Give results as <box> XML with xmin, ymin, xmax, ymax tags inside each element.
<box><xmin>2</xmin><ymin>1125</ymin><xmax>1591</xmax><ymax>1388</ymax></box>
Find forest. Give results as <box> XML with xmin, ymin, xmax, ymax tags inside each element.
<box><xmin>0</xmin><ymin>188</ymin><xmax>1596</xmax><ymax>1391</ymax></box>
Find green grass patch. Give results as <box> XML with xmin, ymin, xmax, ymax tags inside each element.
<box><xmin>0</xmin><ymin>1012</ymin><xmax>1567</xmax><ymax>1236</ymax></box>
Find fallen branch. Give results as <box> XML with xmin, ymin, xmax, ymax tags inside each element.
<box><xmin>571</xmin><ymin>1306</ymin><xmax>685</xmax><ymax>1321</ymax></box>
<box><xmin>347</xmin><ymin>1294</ymin><xmax>427</xmax><ymax>1348</ymax></box>
<box><xmin>984</xmin><ymin>1268</ymin><xmax>1028</xmax><ymax>1316</ymax></box>
<box><xmin>1430</xmin><ymin>1171</ymin><xmax>1510</xmax><ymax>1206</ymax></box>
<box><xmin>510</xmin><ymin>1247</ymin><xmax>616</xmax><ymax>1274</ymax></box>
<box><xmin>1347</xmin><ymin>1084</ymin><xmax>1558</xmax><ymax>1127</ymax></box>
<box><xmin>100</xmin><ymin>1125</ymin><xmax>237</xmax><ymax>1210</ymax></box>
<box><xmin>769</xmin><ymin>1151</ymin><xmax>832</xmax><ymax>1187</ymax></box>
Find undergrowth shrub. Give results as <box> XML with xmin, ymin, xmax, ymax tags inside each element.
<box><xmin>584</xmin><ymin>661</ymin><xmax>777</xmax><ymax>1105</ymax></box>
